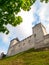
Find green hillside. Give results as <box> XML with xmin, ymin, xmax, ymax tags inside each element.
<box><xmin>0</xmin><ymin>48</ymin><xmax>49</xmax><ymax>65</ymax></box>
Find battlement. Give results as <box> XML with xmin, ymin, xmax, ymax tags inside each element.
<box><xmin>11</xmin><ymin>38</ymin><xmax>19</xmax><ymax>42</ymax></box>
<box><xmin>33</xmin><ymin>23</ymin><xmax>46</xmax><ymax>29</ymax></box>
<box><xmin>33</xmin><ymin>23</ymin><xmax>47</xmax><ymax>35</ymax></box>
<box><xmin>10</xmin><ymin>38</ymin><xmax>19</xmax><ymax>47</ymax></box>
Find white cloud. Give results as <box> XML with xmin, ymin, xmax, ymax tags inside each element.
<box><xmin>0</xmin><ymin>4</ymin><xmax>36</xmax><ymax>45</ymax></box>
<box><xmin>0</xmin><ymin>33</ymin><xmax>10</xmax><ymax>44</ymax></box>
<box><xmin>36</xmin><ymin>1</ymin><xmax>49</xmax><ymax>33</ymax></box>
<box><xmin>46</xmin><ymin>24</ymin><xmax>49</xmax><ymax>33</ymax></box>
<box><xmin>6</xmin><ymin>4</ymin><xmax>36</xmax><ymax>41</ymax></box>
<box><xmin>0</xmin><ymin>48</ymin><xmax>6</xmax><ymax>55</ymax></box>
<box><xmin>2</xmin><ymin>34</ymin><xmax>9</xmax><ymax>43</ymax></box>
<box><xmin>38</xmin><ymin>2</ymin><xmax>49</xmax><ymax>23</ymax></box>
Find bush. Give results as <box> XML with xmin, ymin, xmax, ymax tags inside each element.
<box><xmin>0</xmin><ymin>52</ymin><xmax>6</xmax><ymax>59</ymax></box>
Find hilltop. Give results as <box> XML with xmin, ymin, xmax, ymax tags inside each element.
<box><xmin>0</xmin><ymin>48</ymin><xmax>49</xmax><ymax>65</ymax></box>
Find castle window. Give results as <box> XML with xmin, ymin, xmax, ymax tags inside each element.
<box><xmin>34</xmin><ymin>34</ymin><xmax>36</xmax><ymax>37</ymax></box>
<box><xmin>23</xmin><ymin>43</ymin><xmax>25</xmax><ymax>46</ymax></box>
<box><xmin>18</xmin><ymin>44</ymin><xmax>20</xmax><ymax>47</ymax></box>
<box><xmin>28</xmin><ymin>40</ymin><xmax>30</xmax><ymax>43</ymax></box>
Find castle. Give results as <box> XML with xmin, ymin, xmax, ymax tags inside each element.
<box><xmin>7</xmin><ymin>23</ymin><xmax>49</xmax><ymax>56</ymax></box>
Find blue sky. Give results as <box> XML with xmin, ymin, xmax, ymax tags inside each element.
<box><xmin>0</xmin><ymin>0</ymin><xmax>49</xmax><ymax>54</ymax></box>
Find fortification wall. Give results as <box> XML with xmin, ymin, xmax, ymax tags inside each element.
<box><xmin>34</xmin><ymin>34</ymin><xmax>49</xmax><ymax>49</ymax></box>
<box><xmin>44</xmin><ymin>34</ymin><xmax>49</xmax><ymax>47</ymax></box>
<box><xmin>7</xmin><ymin>35</ymin><xmax>34</xmax><ymax>56</ymax></box>
<box><xmin>7</xmin><ymin>23</ymin><xmax>49</xmax><ymax>56</ymax></box>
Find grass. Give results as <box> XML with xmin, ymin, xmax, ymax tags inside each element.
<box><xmin>0</xmin><ymin>48</ymin><xmax>49</xmax><ymax>65</ymax></box>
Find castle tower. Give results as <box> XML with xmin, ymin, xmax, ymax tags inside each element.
<box><xmin>7</xmin><ymin>38</ymin><xmax>19</xmax><ymax>56</ymax></box>
<box><xmin>10</xmin><ymin>38</ymin><xmax>19</xmax><ymax>47</ymax></box>
<box><xmin>33</xmin><ymin>23</ymin><xmax>47</xmax><ymax>49</ymax></box>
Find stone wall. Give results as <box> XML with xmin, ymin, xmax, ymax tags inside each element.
<box><xmin>44</xmin><ymin>34</ymin><xmax>49</xmax><ymax>47</ymax></box>
<box><xmin>7</xmin><ymin>23</ymin><xmax>49</xmax><ymax>56</ymax></box>
<box><xmin>34</xmin><ymin>34</ymin><xmax>49</xmax><ymax>49</ymax></box>
<box><xmin>7</xmin><ymin>35</ymin><xmax>34</xmax><ymax>56</ymax></box>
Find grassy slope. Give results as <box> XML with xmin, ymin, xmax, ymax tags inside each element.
<box><xmin>0</xmin><ymin>48</ymin><xmax>49</xmax><ymax>65</ymax></box>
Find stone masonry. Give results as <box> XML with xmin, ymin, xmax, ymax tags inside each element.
<box><xmin>7</xmin><ymin>23</ymin><xmax>49</xmax><ymax>56</ymax></box>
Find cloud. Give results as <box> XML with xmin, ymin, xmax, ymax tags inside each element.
<box><xmin>37</xmin><ymin>1</ymin><xmax>49</xmax><ymax>33</ymax></box>
<box><xmin>0</xmin><ymin>3</ymin><xmax>36</xmax><ymax>46</ymax></box>
<box><xmin>0</xmin><ymin>0</ymin><xmax>42</xmax><ymax>44</ymax></box>
<box><xmin>0</xmin><ymin>48</ymin><xmax>7</xmax><ymax>55</ymax></box>
<box><xmin>0</xmin><ymin>33</ymin><xmax>10</xmax><ymax>45</ymax></box>
<box><xmin>38</xmin><ymin>1</ymin><xmax>49</xmax><ymax>22</ymax></box>
<box><xmin>2</xmin><ymin>34</ymin><xmax>9</xmax><ymax>43</ymax></box>
<box><xmin>6</xmin><ymin>4</ymin><xmax>36</xmax><ymax>41</ymax></box>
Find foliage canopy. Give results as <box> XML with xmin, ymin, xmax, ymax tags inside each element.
<box><xmin>0</xmin><ymin>0</ymin><xmax>49</xmax><ymax>34</ymax></box>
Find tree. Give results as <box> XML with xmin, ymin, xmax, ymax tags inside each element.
<box><xmin>40</xmin><ymin>0</ymin><xmax>49</xmax><ymax>3</ymax></box>
<box><xmin>0</xmin><ymin>0</ymin><xmax>49</xmax><ymax>34</ymax></box>
<box><xmin>0</xmin><ymin>52</ymin><xmax>6</xmax><ymax>59</ymax></box>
